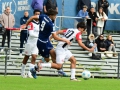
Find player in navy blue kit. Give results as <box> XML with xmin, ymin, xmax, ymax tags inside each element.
<box><xmin>21</xmin><ymin>9</ymin><xmax>70</xmax><ymax>78</ymax></box>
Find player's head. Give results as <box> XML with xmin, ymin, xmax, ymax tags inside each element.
<box><xmin>77</xmin><ymin>22</ymin><xmax>86</xmax><ymax>33</ymax></box>
<box><xmin>46</xmin><ymin>9</ymin><xmax>58</xmax><ymax>21</ymax></box>
<box><xmin>24</xmin><ymin>11</ymin><xmax>29</xmax><ymax>17</ymax></box>
<box><xmin>33</xmin><ymin>9</ymin><xmax>41</xmax><ymax>16</ymax></box>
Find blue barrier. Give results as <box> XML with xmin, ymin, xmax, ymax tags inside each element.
<box><xmin>0</xmin><ymin>0</ymin><xmax>120</xmax><ymax>31</ymax></box>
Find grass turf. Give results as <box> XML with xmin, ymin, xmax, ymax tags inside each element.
<box><xmin>0</xmin><ymin>76</ymin><xmax>120</xmax><ymax>90</ymax></box>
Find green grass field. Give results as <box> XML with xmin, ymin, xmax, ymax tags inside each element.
<box><xmin>0</xmin><ymin>76</ymin><xmax>120</xmax><ymax>90</ymax></box>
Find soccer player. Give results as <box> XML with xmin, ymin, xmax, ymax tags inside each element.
<box><xmin>21</xmin><ymin>9</ymin><xmax>70</xmax><ymax>77</ymax></box>
<box><xmin>21</xmin><ymin>9</ymin><xmax>40</xmax><ymax>78</ymax></box>
<box><xmin>31</xmin><ymin>22</ymin><xmax>96</xmax><ymax>81</ymax></box>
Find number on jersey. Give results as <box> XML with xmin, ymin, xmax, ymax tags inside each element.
<box><xmin>40</xmin><ymin>21</ymin><xmax>46</xmax><ymax>31</ymax></box>
<box><xmin>65</xmin><ymin>30</ymin><xmax>74</xmax><ymax>38</ymax></box>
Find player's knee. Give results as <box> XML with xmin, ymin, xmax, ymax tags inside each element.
<box><xmin>70</xmin><ymin>57</ymin><xmax>76</xmax><ymax>64</ymax></box>
<box><xmin>57</xmin><ymin>64</ymin><xmax>63</xmax><ymax>69</ymax></box>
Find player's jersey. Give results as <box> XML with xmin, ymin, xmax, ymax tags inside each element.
<box><xmin>38</xmin><ymin>14</ymin><xmax>55</xmax><ymax>42</ymax></box>
<box><xmin>27</xmin><ymin>20</ymin><xmax>39</xmax><ymax>44</ymax></box>
<box><xmin>57</xmin><ymin>28</ymin><xmax>82</xmax><ymax>49</ymax></box>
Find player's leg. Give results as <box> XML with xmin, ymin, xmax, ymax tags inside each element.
<box><xmin>21</xmin><ymin>43</ymin><xmax>31</xmax><ymax>78</ymax></box>
<box><xmin>49</xmin><ymin>48</ymin><xmax>56</xmax><ymax>63</ymax></box>
<box><xmin>65</xmin><ymin>50</ymin><xmax>80</xmax><ymax>81</ymax></box>
<box><xmin>21</xmin><ymin>55</ymin><xmax>30</xmax><ymax>78</ymax></box>
<box><xmin>28</xmin><ymin>45</ymin><xmax>38</xmax><ymax>78</ymax></box>
<box><xmin>49</xmin><ymin>48</ymin><xmax>67</xmax><ymax>76</ymax></box>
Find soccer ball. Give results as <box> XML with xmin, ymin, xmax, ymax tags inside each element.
<box><xmin>82</xmin><ymin>70</ymin><xmax>91</xmax><ymax>80</ymax></box>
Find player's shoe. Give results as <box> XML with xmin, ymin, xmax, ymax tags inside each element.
<box><xmin>30</xmin><ymin>68</ymin><xmax>37</xmax><ymax>79</ymax></box>
<box><xmin>21</xmin><ymin>73</ymin><xmax>27</xmax><ymax>78</ymax></box>
<box><xmin>58</xmin><ymin>70</ymin><xmax>68</xmax><ymax>77</ymax></box>
<box><xmin>70</xmin><ymin>78</ymin><xmax>81</xmax><ymax>81</ymax></box>
<box><xmin>27</xmin><ymin>74</ymin><xmax>33</xmax><ymax>78</ymax></box>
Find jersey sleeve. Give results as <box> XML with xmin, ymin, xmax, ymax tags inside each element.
<box><xmin>27</xmin><ymin>23</ymin><xmax>38</xmax><ymax>38</ymax></box>
<box><xmin>27</xmin><ymin>22</ymin><xmax>33</xmax><ymax>30</ymax></box>
<box><xmin>76</xmin><ymin>32</ymin><xmax>82</xmax><ymax>41</ymax></box>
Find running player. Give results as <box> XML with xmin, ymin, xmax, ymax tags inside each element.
<box><xmin>21</xmin><ymin>9</ymin><xmax>70</xmax><ymax>78</ymax></box>
<box><xmin>31</xmin><ymin>22</ymin><xmax>96</xmax><ymax>81</ymax></box>
<box><xmin>21</xmin><ymin>9</ymin><xmax>40</xmax><ymax>78</ymax></box>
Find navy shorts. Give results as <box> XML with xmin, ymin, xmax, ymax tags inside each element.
<box><xmin>37</xmin><ymin>40</ymin><xmax>53</xmax><ymax>58</ymax></box>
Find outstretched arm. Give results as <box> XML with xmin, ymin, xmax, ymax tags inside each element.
<box><xmin>52</xmin><ymin>32</ymin><xmax>70</xmax><ymax>45</ymax></box>
<box><xmin>26</xmin><ymin>16</ymin><xmax>39</xmax><ymax>26</ymax></box>
<box><xmin>20</xmin><ymin>15</ymin><xmax>39</xmax><ymax>29</ymax></box>
<box><xmin>77</xmin><ymin>40</ymin><xmax>91</xmax><ymax>51</ymax></box>
<box><xmin>50</xmin><ymin>30</ymin><xmax>66</xmax><ymax>40</ymax></box>
<box><xmin>77</xmin><ymin>40</ymin><xmax>95</xmax><ymax>52</ymax></box>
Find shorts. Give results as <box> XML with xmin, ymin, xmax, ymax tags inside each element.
<box><xmin>24</xmin><ymin>43</ymin><xmax>38</xmax><ymax>56</ymax></box>
<box><xmin>56</xmin><ymin>47</ymin><xmax>73</xmax><ymax>64</ymax></box>
<box><xmin>37</xmin><ymin>40</ymin><xmax>53</xmax><ymax>58</ymax></box>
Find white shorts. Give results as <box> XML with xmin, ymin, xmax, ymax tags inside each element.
<box><xmin>56</xmin><ymin>47</ymin><xmax>73</xmax><ymax>64</ymax></box>
<box><xmin>24</xmin><ymin>43</ymin><xmax>38</xmax><ymax>56</ymax></box>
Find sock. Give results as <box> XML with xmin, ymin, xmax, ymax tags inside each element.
<box><xmin>28</xmin><ymin>64</ymin><xmax>35</xmax><ymax>76</ymax></box>
<box><xmin>41</xmin><ymin>63</ymin><xmax>51</xmax><ymax>68</ymax></box>
<box><xmin>21</xmin><ymin>64</ymin><xmax>26</xmax><ymax>75</ymax></box>
<box><xmin>70</xmin><ymin>69</ymin><xmax>76</xmax><ymax>79</ymax></box>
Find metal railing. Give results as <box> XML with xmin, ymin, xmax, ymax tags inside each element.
<box><xmin>55</xmin><ymin>16</ymin><xmax>120</xmax><ymax>32</ymax></box>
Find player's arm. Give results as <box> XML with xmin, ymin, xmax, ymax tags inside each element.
<box><xmin>52</xmin><ymin>32</ymin><xmax>70</xmax><ymax>45</ymax></box>
<box><xmin>21</xmin><ymin>16</ymin><xmax>39</xmax><ymax>29</ymax></box>
<box><xmin>76</xmin><ymin>33</ymin><xmax>95</xmax><ymax>52</ymax></box>
<box><xmin>77</xmin><ymin>40</ymin><xmax>92</xmax><ymax>51</ymax></box>
<box><xmin>49</xmin><ymin>30</ymin><xmax>67</xmax><ymax>40</ymax></box>
<box><xmin>28</xmin><ymin>23</ymin><xmax>38</xmax><ymax>38</ymax></box>
<box><xmin>26</xmin><ymin>16</ymin><xmax>39</xmax><ymax>26</ymax></box>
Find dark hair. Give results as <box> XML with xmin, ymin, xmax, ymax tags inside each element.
<box><xmin>98</xmin><ymin>7</ymin><xmax>104</xmax><ymax>16</ymax></box>
<box><xmin>77</xmin><ymin>22</ymin><xmax>86</xmax><ymax>29</ymax></box>
<box><xmin>46</xmin><ymin>9</ymin><xmax>58</xmax><ymax>16</ymax></box>
<box><xmin>33</xmin><ymin>9</ymin><xmax>41</xmax><ymax>14</ymax></box>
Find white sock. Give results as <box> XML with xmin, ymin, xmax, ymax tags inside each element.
<box><xmin>21</xmin><ymin>64</ymin><xmax>26</xmax><ymax>75</ymax></box>
<box><xmin>41</xmin><ymin>63</ymin><xmax>51</xmax><ymax>68</ymax></box>
<box><xmin>71</xmin><ymin>69</ymin><xmax>76</xmax><ymax>79</ymax></box>
<box><xmin>28</xmin><ymin>64</ymin><xmax>35</xmax><ymax>76</ymax></box>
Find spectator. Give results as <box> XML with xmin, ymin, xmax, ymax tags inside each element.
<box><xmin>76</xmin><ymin>0</ymin><xmax>91</xmax><ymax>13</ymax></box>
<box><xmin>105</xmin><ymin>35</ymin><xmax>117</xmax><ymax>57</ymax></box>
<box><xmin>97</xmin><ymin>7</ymin><xmax>108</xmax><ymax>36</ymax></box>
<box><xmin>0</xmin><ymin>6</ymin><xmax>15</xmax><ymax>52</ymax></box>
<box><xmin>76</xmin><ymin>5</ymin><xmax>89</xmax><ymax>21</ymax></box>
<box><xmin>87</xmin><ymin>7</ymin><xmax>98</xmax><ymax>37</ymax></box>
<box><xmin>88</xmin><ymin>34</ymin><xmax>98</xmax><ymax>53</ymax></box>
<box><xmin>98</xmin><ymin>0</ymin><xmax>109</xmax><ymax>34</ymax></box>
<box><xmin>19</xmin><ymin>11</ymin><xmax>29</xmax><ymax>56</ymax></box>
<box><xmin>75</xmin><ymin>5</ymin><xmax>89</xmax><ymax>26</ymax></box>
<box><xmin>95</xmin><ymin>34</ymin><xmax>107</xmax><ymax>52</ymax></box>
<box><xmin>31</xmin><ymin>0</ymin><xmax>44</xmax><ymax>12</ymax></box>
<box><xmin>43</xmin><ymin>0</ymin><xmax>58</xmax><ymax>13</ymax></box>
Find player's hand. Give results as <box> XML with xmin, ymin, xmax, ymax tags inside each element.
<box><xmin>89</xmin><ymin>47</ymin><xmax>94</xmax><ymax>52</ymax></box>
<box><xmin>65</xmin><ymin>39</ymin><xmax>71</xmax><ymax>45</ymax></box>
<box><xmin>20</xmin><ymin>24</ymin><xmax>27</xmax><ymax>29</ymax></box>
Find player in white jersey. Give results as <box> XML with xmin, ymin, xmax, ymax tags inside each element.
<box><xmin>31</xmin><ymin>22</ymin><xmax>96</xmax><ymax>81</ymax></box>
<box><xmin>21</xmin><ymin>10</ymin><xmax>40</xmax><ymax>78</ymax></box>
